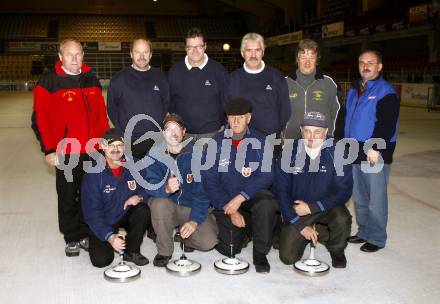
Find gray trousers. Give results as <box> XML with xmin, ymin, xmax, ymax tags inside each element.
<box><xmin>148</xmin><ymin>197</ymin><xmax>218</xmax><ymax>256</ymax></box>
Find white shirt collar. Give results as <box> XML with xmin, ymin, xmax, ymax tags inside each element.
<box><xmin>131</xmin><ymin>64</ymin><xmax>151</xmax><ymax>72</ymax></box>
<box><xmin>62</xmin><ymin>66</ymin><xmax>81</xmax><ymax>75</ymax></box>
<box><xmin>243</xmin><ymin>61</ymin><xmax>265</xmax><ymax>74</ymax></box>
<box><xmin>185</xmin><ymin>54</ymin><xmax>208</xmax><ymax>70</ymax></box>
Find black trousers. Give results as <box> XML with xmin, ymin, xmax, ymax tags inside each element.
<box><xmin>56</xmin><ymin>154</ymin><xmax>90</xmax><ymax>243</ymax></box>
<box><xmin>279</xmin><ymin>205</ymin><xmax>352</xmax><ymax>265</ymax></box>
<box><xmin>89</xmin><ymin>204</ymin><xmax>150</xmax><ymax>268</ymax></box>
<box><xmin>213</xmin><ymin>190</ymin><xmax>278</xmax><ymax>256</ymax></box>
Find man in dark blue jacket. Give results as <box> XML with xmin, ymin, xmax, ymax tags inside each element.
<box><xmin>202</xmin><ymin>98</ymin><xmax>277</xmax><ymax>273</ymax></box>
<box><xmin>145</xmin><ymin>114</ymin><xmax>218</xmax><ymax>267</ymax></box>
<box><xmin>168</xmin><ymin>27</ymin><xmax>228</xmax><ymax>143</ymax></box>
<box><xmin>107</xmin><ymin>38</ymin><xmax>169</xmax><ymax>159</ymax></box>
<box><xmin>276</xmin><ymin>112</ymin><xmax>352</xmax><ymax>268</ymax></box>
<box><xmin>226</xmin><ymin>33</ymin><xmax>290</xmax><ymax>145</ymax></box>
<box><xmin>82</xmin><ymin>128</ymin><xmax>150</xmax><ymax>268</ymax></box>
<box><xmin>345</xmin><ymin>49</ymin><xmax>400</xmax><ymax>252</ymax></box>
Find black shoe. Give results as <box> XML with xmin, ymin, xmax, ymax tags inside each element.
<box><xmin>347</xmin><ymin>235</ymin><xmax>366</xmax><ymax>244</ymax></box>
<box><xmin>253</xmin><ymin>250</ymin><xmax>270</xmax><ymax>273</ymax></box>
<box><xmin>329</xmin><ymin>251</ymin><xmax>347</xmax><ymax>268</ymax></box>
<box><xmin>180</xmin><ymin>242</ymin><xmax>195</xmax><ymax>253</ymax></box>
<box><xmin>79</xmin><ymin>237</ymin><xmax>89</xmax><ymax>252</ymax></box>
<box><xmin>65</xmin><ymin>242</ymin><xmax>80</xmax><ymax>257</ymax></box>
<box><xmin>360</xmin><ymin>242</ymin><xmax>383</xmax><ymax>252</ymax></box>
<box><xmin>153</xmin><ymin>254</ymin><xmax>171</xmax><ymax>267</ymax></box>
<box><xmin>124</xmin><ymin>252</ymin><xmax>149</xmax><ymax>266</ymax></box>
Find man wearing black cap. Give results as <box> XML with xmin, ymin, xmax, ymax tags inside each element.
<box><xmin>275</xmin><ymin>112</ymin><xmax>353</xmax><ymax>268</ymax></box>
<box><xmin>202</xmin><ymin>98</ymin><xmax>277</xmax><ymax>273</ymax></box>
<box><xmin>81</xmin><ymin>128</ymin><xmax>150</xmax><ymax>268</ymax></box>
<box><xmin>145</xmin><ymin>114</ymin><xmax>218</xmax><ymax>267</ymax></box>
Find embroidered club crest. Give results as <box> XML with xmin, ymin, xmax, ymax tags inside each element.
<box><xmin>242</xmin><ymin>167</ymin><xmax>252</xmax><ymax>177</ymax></box>
<box><xmin>127</xmin><ymin>180</ymin><xmax>136</xmax><ymax>191</ymax></box>
<box><xmin>186</xmin><ymin>173</ymin><xmax>193</xmax><ymax>184</ymax></box>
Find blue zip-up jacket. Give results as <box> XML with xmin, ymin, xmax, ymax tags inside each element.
<box><xmin>144</xmin><ymin>143</ymin><xmax>210</xmax><ymax>224</ymax></box>
<box><xmin>275</xmin><ymin>140</ymin><xmax>353</xmax><ymax>232</ymax></box>
<box><xmin>344</xmin><ymin>75</ymin><xmax>400</xmax><ymax>163</ymax></box>
<box><xmin>82</xmin><ymin>157</ymin><xmax>148</xmax><ymax>241</ymax></box>
<box><xmin>226</xmin><ymin>65</ymin><xmax>291</xmax><ymax>136</ymax></box>
<box><xmin>202</xmin><ymin>127</ymin><xmax>274</xmax><ymax>211</ymax></box>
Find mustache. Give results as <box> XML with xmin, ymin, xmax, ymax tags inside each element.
<box><xmin>362</xmin><ymin>69</ymin><xmax>371</xmax><ymax>73</ymax></box>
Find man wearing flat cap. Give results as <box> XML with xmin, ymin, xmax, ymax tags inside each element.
<box><xmin>275</xmin><ymin>112</ymin><xmax>353</xmax><ymax>268</ymax></box>
<box><xmin>144</xmin><ymin>113</ymin><xmax>218</xmax><ymax>268</ymax></box>
<box><xmin>81</xmin><ymin>128</ymin><xmax>150</xmax><ymax>268</ymax></box>
<box><xmin>202</xmin><ymin>98</ymin><xmax>277</xmax><ymax>273</ymax></box>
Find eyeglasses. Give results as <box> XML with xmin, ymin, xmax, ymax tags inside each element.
<box><xmin>186</xmin><ymin>44</ymin><xmax>205</xmax><ymax>51</ymax></box>
<box><xmin>359</xmin><ymin>61</ymin><xmax>379</xmax><ymax>67</ymax></box>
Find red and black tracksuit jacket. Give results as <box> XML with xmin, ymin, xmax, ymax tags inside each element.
<box><xmin>32</xmin><ymin>61</ymin><xmax>109</xmax><ymax>155</ymax></box>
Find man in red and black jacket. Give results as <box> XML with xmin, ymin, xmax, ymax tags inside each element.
<box><xmin>32</xmin><ymin>39</ymin><xmax>109</xmax><ymax>257</ymax></box>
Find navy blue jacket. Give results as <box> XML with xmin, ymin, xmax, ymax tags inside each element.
<box><xmin>144</xmin><ymin>143</ymin><xmax>210</xmax><ymax>224</ymax></box>
<box><xmin>226</xmin><ymin>66</ymin><xmax>291</xmax><ymax>135</ymax></box>
<box><xmin>168</xmin><ymin>58</ymin><xmax>228</xmax><ymax>134</ymax></box>
<box><xmin>202</xmin><ymin>128</ymin><xmax>274</xmax><ymax>211</ymax></box>
<box><xmin>107</xmin><ymin>66</ymin><xmax>169</xmax><ymax>139</ymax></box>
<box><xmin>275</xmin><ymin>140</ymin><xmax>353</xmax><ymax>232</ymax></box>
<box><xmin>82</xmin><ymin>158</ymin><xmax>148</xmax><ymax>241</ymax></box>
<box><xmin>344</xmin><ymin>76</ymin><xmax>400</xmax><ymax>163</ymax></box>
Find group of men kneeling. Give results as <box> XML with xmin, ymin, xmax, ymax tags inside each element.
<box><xmin>81</xmin><ymin>98</ymin><xmax>352</xmax><ymax>274</ymax></box>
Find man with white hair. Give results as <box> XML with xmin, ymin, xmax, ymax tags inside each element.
<box><xmin>32</xmin><ymin>39</ymin><xmax>109</xmax><ymax>257</ymax></box>
<box><xmin>226</xmin><ymin>33</ymin><xmax>290</xmax><ymax>143</ymax></box>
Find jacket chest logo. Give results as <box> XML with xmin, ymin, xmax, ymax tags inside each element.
<box><xmin>319</xmin><ymin>165</ymin><xmax>327</xmax><ymax>173</ymax></box>
<box><xmin>205</xmin><ymin>80</ymin><xmax>212</xmax><ymax>86</ymax></box>
<box><xmin>292</xmin><ymin>166</ymin><xmax>303</xmax><ymax>175</ymax></box>
<box><xmin>312</xmin><ymin>90</ymin><xmax>324</xmax><ymax>101</ymax></box>
<box><xmin>242</xmin><ymin>166</ymin><xmax>252</xmax><ymax>177</ymax></box>
<box><xmin>103</xmin><ymin>185</ymin><xmax>116</xmax><ymax>193</ymax></box>
<box><xmin>186</xmin><ymin>173</ymin><xmax>193</xmax><ymax>183</ymax></box>
<box><xmin>62</xmin><ymin>91</ymin><xmax>76</xmax><ymax>102</ymax></box>
<box><xmin>153</xmin><ymin>85</ymin><xmax>160</xmax><ymax>91</ymax></box>
<box><xmin>266</xmin><ymin>84</ymin><xmax>273</xmax><ymax>90</ymax></box>
<box><xmin>368</xmin><ymin>95</ymin><xmax>376</xmax><ymax>100</ymax></box>
<box><xmin>289</xmin><ymin>93</ymin><xmax>298</xmax><ymax>99</ymax></box>
<box><xmin>127</xmin><ymin>180</ymin><xmax>136</xmax><ymax>190</ymax></box>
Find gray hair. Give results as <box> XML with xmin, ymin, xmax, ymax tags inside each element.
<box><xmin>59</xmin><ymin>39</ymin><xmax>83</xmax><ymax>54</ymax></box>
<box><xmin>240</xmin><ymin>32</ymin><xmax>265</xmax><ymax>52</ymax></box>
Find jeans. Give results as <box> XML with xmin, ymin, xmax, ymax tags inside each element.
<box><xmin>352</xmin><ymin>164</ymin><xmax>390</xmax><ymax>247</ymax></box>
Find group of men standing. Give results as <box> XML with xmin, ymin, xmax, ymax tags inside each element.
<box><xmin>31</xmin><ymin>27</ymin><xmax>400</xmax><ymax>274</ymax></box>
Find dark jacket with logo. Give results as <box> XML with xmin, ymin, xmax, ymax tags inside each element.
<box><xmin>107</xmin><ymin>66</ymin><xmax>169</xmax><ymax>139</ymax></box>
<box><xmin>275</xmin><ymin>139</ymin><xmax>353</xmax><ymax>232</ymax></box>
<box><xmin>144</xmin><ymin>143</ymin><xmax>210</xmax><ymax>224</ymax></box>
<box><xmin>82</xmin><ymin>157</ymin><xmax>148</xmax><ymax>241</ymax></box>
<box><xmin>32</xmin><ymin>61</ymin><xmax>109</xmax><ymax>154</ymax></box>
<box><xmin>202</xmin><ymin>127</ymin><xmax>274</xmax><ymax>211</ymax></box>
<box><xmin>226</xmin><ymin>66</ymin><xmax>291</xmax><ymax>136</ymax></box>
<box><xmin>285</xmin><ymin>68</ymin><xmax>341</xmax><ymax>139</ymax></box>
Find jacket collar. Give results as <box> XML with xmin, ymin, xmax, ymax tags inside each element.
<box><xmin>55</xmin><ymin>60</ymin><xmax>92</xmax><ymax>76</ymax></box>
<box><xmin>289</xmin><ymin>67</ymin><xmax>325</xmax><ymax>81</ymax></box>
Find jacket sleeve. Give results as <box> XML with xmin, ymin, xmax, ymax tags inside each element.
<box><xmin>274</xmin><ymin>158</ymin><xmax>307</xmax><ymax>232</ymax></box>
<box><xmin>188</xmin><ymin>182</ymin><xmax>210</xmax><ymax>224</ymax></box>
<box><xmin>144</xmin><ymin>159</ymin><xmax>170</xmax><ymax>198</ymax></box>
<box><xmin>308</xmin><ymin>153</ymin><xmax>353</xmax><ymax>214</ymax></box>
<box><xmin>81</xmin><ymin>173</ymin><xmax>115</xmax><ymax>242</ymax></box>
<box><xmin>217</xmin><ymin>64</ymin><xmax>229</xmax><ymax>125</ymax></box>
<box><xmin>106</xmin><ymin>79</ymin><xmax>121</xmax><ymax>130</ymax></box>
<box><xmin>167</xmin><ymin>68</ymin><xmax>177</xmax><ymax>114</ymax></box>
<box><xmin>32</xmin><ymin>84</ymin><xmax>56</xmax><ymax>154</ymax></box>
<box><xmin>201</xmin><ymin>148</ymin><xmax>232</xmax><ymax>210</ymax></box>
<box><xmin>371</xmin><ymin>93</ymin><xmax>400</xmax><ymax>141</ymax></box>
<box><xmin>96</xmin><ymin>86</ymin><xmax>110</xmax><ymax>137</ymax></box>
<box><xmin>277</xmin><ymin>75</ymin><xmax>291</xmax><ymax>131</ymax></box>
<box><xmin>327</xmin><ymin>76</ymin><xmax>341</xmax><ymax>137</ymax></box>
<box><xmin>161</xmin><ymin>73</ymin><xmax>170</xmax><ymax>116</ymax></box>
